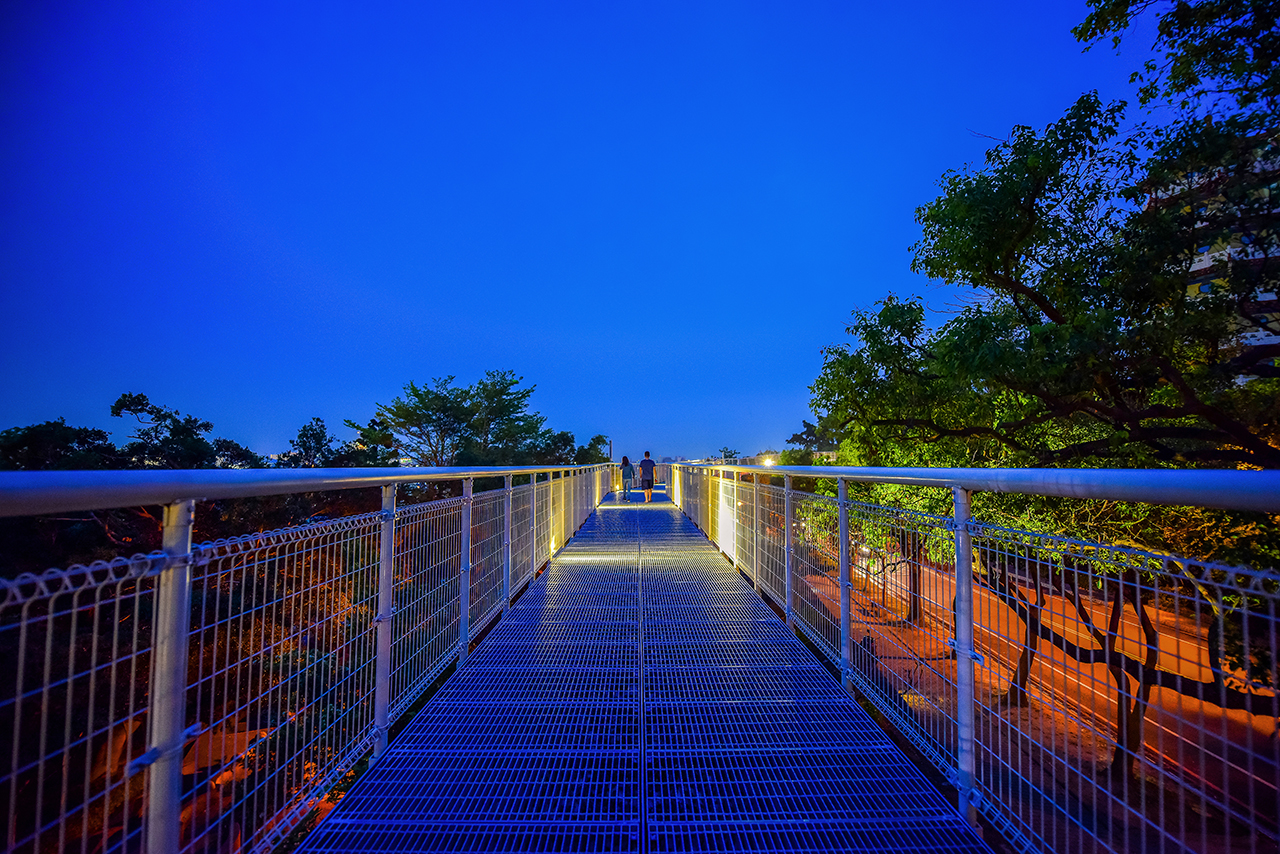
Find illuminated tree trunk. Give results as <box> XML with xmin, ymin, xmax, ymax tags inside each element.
<box><xmin>1105</xmin><ymin>572</ymin><xmax>1160</xmax><ymax>784</ymax></box>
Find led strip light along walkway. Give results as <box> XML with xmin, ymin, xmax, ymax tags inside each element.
<box><xmin>298</xmin><ymin>489</ymin><xmax>992</xmax><ymax>853</ymax></box>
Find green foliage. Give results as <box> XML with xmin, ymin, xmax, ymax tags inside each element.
<box><xmin>573</xmin><ymin>434</ymin><xmax>611</xmax><ymax>465</ymax></box>
<box><xmin>375</xmin><ymin>377</ymin><xmax>474</xmax><ymax>466</ymax></box>
<box><xmin>112</xmin><ymin>392</ymin><xmax>265</xmax><ymax>469</ymax></box>
<box><xmin>815</xmin><ymin>6</ymin><xmax>1279</xmax><ymax>469</ymax></box>
<box><xmin>0</xmin><ymin>419</ymin><xmax>119</xmax><ymax>470</ymax></box>
<box><xmin>3</xmin><ymin>374</ymin><xmax>604</xmax><ymax>572</ymax></box>
<box><xmin>1075</xmin><ymin>0</ymin><xmax>1279</xmax><ymax>114</ymax></box>
<box><xmin>786</xmin><ymin>420</ymin><xmax>836</xmax><ymax>452</ymax></box>
<box><xmin>376</xmin><ymin>370</ymin><xmax>597</xmax><ymax>468</ymax></box>
<box><xmin>810</xmin><ymin>0</ymin><xmax>1280</xmax><ymax>565</ymax></box>
<box><xmin>276</xmin><ymin>417</ymin><xmax>341</xmax><ymax>468</ymax></box>
<box><xmin>778</xmin><ymin>448</ymin><xmax>814</xmax><ymax>466</ymax></box>
<box><xmin>277</xmin><ymin>417</ymin><xmax>398</xmax><ymax>468</ymax></box>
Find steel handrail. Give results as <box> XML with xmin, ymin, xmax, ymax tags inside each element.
<box><xmin>675</xmin><ymin>463</ymin><xmax>1280</xmax><ymax>513</ymax></box>
<box><xmin>0</xmin><ymin>464</ymin><xmax>607</xmax><ymax>518</ymax></box>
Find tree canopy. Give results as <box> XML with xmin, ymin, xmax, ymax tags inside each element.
<box><xmin>375</xmin><ymin>370</ymin><xmax>608</xmax><ymax>467</ymax></box>
<box><xmin>814</xmin><ymin>0</ymin><xmax>1279</xmax><ymax>473</ymax></box>
<box><xmin>1</xmin><ymin>373</ymin><xmax>606</xmax><ymax>574</ymax></box>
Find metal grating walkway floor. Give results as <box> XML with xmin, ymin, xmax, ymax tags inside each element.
<box><xmin>298</xmin><ymin>492</ymin><xmax>992</xmax><ymax>853</ymax></box>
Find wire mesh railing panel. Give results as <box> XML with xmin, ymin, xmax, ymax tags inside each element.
<box><xmin>843</xmin><ymin>502</ymin><xmax>960</xmax><ymax>784</ymax></box>
<box><xmin>186</xmin><ymin>513</ymin><xmax>383</xmax><ymax>853</ymax></box>
<box><xmin>734</xmin><ymin>481</ymin><xmax>756</xmax><ymax>582</ymax></box>
<box><xmin>555</xmin><ymin>475</ymin><xmax>567</xmax><ymax>548</ymax></box>
<box><xmin>0</xmin><ymin>465</ymin><xmax>611</xmax><ymax>854</ymax></box>
<box><xmin>671</xmin><ymin>463</ymin><xmax>1280</xmax><ymax>854</ymax></box>
<box><xmin>707</xmin><ymin>474</ymin><xmax>721</xmax><ymax>549</ymax></box>
<box><xmin>389</xmin><ymin>497</ymin><xmax>462</xmax><ymax>722</ymax></box>
<box><xmin>709</xmin><ymin>475</ymin><xmax>735</xmax><ymax>564</ymax></box>
<box><xmin>467</xmin><ymin>491</ymin><xmax>506</xmax><ymax>639</ymax></box>
<box><xmin>510</xmin><ymin>482</ymin><xmax>534</xmax><ymax>592</ymax></box>
<box><xmin>535</xmin><ymin>479</ymin><xmax>550</xmax><ymax>575</ymax></box>
<box><xmin>1</xmin><ymin>554</ymin><xmax>164</xmax><ymax>854</ymax></box>
<box><xmin>757</xmin><ymin>484</ymin><xmax>787</xmax><ymax>605</ymax></box>
<box><xmin>548</xmin><ymin>477</ymin><xmax>562</xmax><ymax>558</ymax></box>
<box><xmin>966</xmin><ymin>523</ymin><xmax>1280</xmax><ymax>854</ymax></box>
<box><xmin>791</xmin><ymin>492</ymin><xmax>841</xmax><ymax>662</ymax></box>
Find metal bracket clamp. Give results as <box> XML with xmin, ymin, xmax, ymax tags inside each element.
<box><xmin>372</xmin><ymin>608</ymin><xmax>397</xmax><ymax>625</ymax></box>
<box><xmin>944</xmin><ymin>772</ymin><xmax>985</xmax><ymax>809</ymax></box>
<box><xmin>943</xmin><ymin>517</ymin><xmax>982</xmax><ymax>536</ymax></box>
<box><xmin>947</xmin><ymin>638</ymin><xmax>985</xmax><ymax>665</ymax></box>
<box><xmin>127</xmin><ymin>723</ymin><xmax>204</xmax><ymax>777</ymax></box>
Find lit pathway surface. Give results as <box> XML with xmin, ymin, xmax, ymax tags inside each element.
<box><xmin>299</xmin><ymin>490</ymin><xmax>992</xmax><ymax>853</ymax></box>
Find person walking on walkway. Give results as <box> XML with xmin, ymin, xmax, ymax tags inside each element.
<box><xmin>638</xmin><ymin>451</ymin><xmax>657</xmax><ymax>503</ymax></box>
<box><xmin>620</xmin><ymin>456</ymin><xmax>633</xmax><ymax>502</ymax></box>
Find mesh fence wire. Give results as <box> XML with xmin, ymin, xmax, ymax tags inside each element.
<box><xmin>1</xmin><ymin>554</ymin><xmax>163</xmax><ymax>854</ymax></box>
<box><xmin>672</xmin><ymin>468</ymin><xmax>1280</xmax><ymax>854</ymax></box>
<box><xmin>1</xmin><ymin>468</ymin><xmax>605</xmax><ymax>854</ymax></box>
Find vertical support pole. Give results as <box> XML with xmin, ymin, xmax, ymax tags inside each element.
<box><xmin>838</xmin><ymin>478</ymin><xmax>852</xmax><ymax>693</ymax></box>
<box><xmin>784</xmin><ymin>475</ymin><xmax>795</xmax><ymax>629</ymax></box>
<box><xmin>503</xmin><ymin>475</ymin><xmax>513</xmax><ymax>609</ymax></box>
<box><xmin>952</xmin><ymin>485</ymin><xmax>977</xmax><ymax>821</ymax></box>
<box><xmin>147</xmin><ymin>499</ymin><xmax>195</xmax><ymax>854</ymax></box>
<box><xmin>373</xmin><ymin>484</ymin><xmax>395</xmax><ymax>761</ymax></box>
<box><xmin>458</xmin><ymin>478</ymin><xmax>473</xmax><ymax>667</ymax></box>
<box><xmin>751</xmin><ymin>475</ymin><xmax>761</xmax><ymax>594</ymax></box>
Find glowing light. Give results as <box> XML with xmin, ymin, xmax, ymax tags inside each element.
<box><xmin>763</xmin><ymin>458</ymin><xmax>776</xmax><ymax>466</ymax></box>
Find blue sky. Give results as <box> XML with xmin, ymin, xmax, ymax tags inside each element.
<box><xmin>0</xmin><ymin>1</ymin><xmax>1154</xmax><ymax>461</ymax></box>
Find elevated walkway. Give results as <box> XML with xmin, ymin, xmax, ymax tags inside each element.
<box><xmin>298</xmin><ymin>491</ymin><xmax>991</xmax><ymax>853</ymax></box>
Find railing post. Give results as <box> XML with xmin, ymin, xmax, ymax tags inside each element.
<box><xmin>373</xmin><ymin>484</ymin><xmax>395</xmax><ymax>762</ymax></box>
<box><xmin>458</xmin><ymin>478</ymin><xmax>473</xmax><ymax>667</ymax></box>
<box><xmin>503</xmin><ymin>475</ymin><xmax>513</xmax><ymax>609</ymax></box>
<box><xmin>784</xmin><ymin>474</ymin><xmax>794</xmax><ymax>629</ymax></box>
<box><xmin>838</xmin><ymin>478</ymin><xmax>852</xmax><ymax>693</ymax></box>
<box><xmin>751</xmin><ymin>475</ymin><xmax>761</xmax><ymax>593</ymax></box>
<box><xmin>146</xmin><ymin>499</ymin><xmax>195</xmax><ymax>854</ymax></box>
<box><xmin>952</xmin><ymin>485</ymin><xmax>978</xmax><ymax>820</ymax></box>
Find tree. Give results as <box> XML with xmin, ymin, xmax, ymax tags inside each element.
<box><xmin>809</xmin><ymin>0</ymin><xmax>1280</xmax><ymax>797</ymax></box>
<box><xmin>334</xmin><ymin>418</ymin><xmax>400</xmax><ymax>467</ymax></box>
<box><xmin>276</xmin><ymin>417</ymin><xmax>342</xmax><ymax>468</ymax></box>
<box><xmin>0</xmin><ymin>419</ymin><xmax>119</xmax><ymax>470</ymax></box>
<box><xmin>459</xmin><ymin>370</ymin><xmax>544</xmax><ymax>464</ymax></box>
<box><xmin>376</xmin><ymin>372</ymin><xmax>602</xmax><ymax>471</ymax></box>
<box><xmin>816</xmin><ymin>8</ymin><xmax>1279</xmax><ymax>469</ymax></box>
<box><xmin>276</xmin><ymin>417</ymin><xmax>399</xmax><ymax>469</ymax></box>
<box><xmin>716</xmin><ymin>446</ymin><xmax>740</xmax><ymax>460</ymax></box>
<box><xmin>375</xmin><ymin>378</ymin><xmax>472</xmax><ymax>467</ymax></box>
<box><xmin>112</xmin><ymin>393</ymin><xmax>265</xmax><ymax>469</ymax></box>
<box><xmin>1074</xmin><ymin>0</ymin><xmax>1279</xmax><ymax>117</ymax></box>
<box><xmin>786</xmin><ymin>420</ymin><xmax>837</xmax><ymax>452</ymax></box>
<box><xmin>573</xmin><ymin>434</ymin><xmax>611</xmax><ymax>465</ymax></box>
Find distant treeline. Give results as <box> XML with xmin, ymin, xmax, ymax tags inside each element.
<box><xmin>0</xmin><ymin>371</ymin><xmax>608</xmax><ymax>575</ymax></box>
